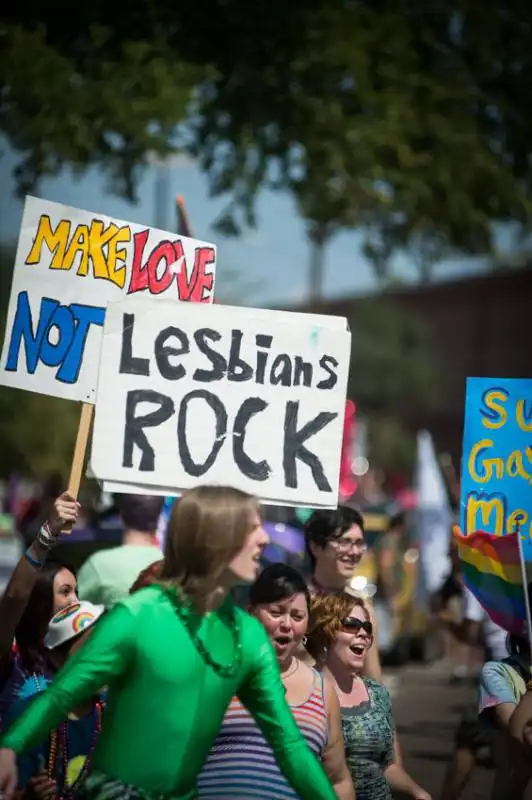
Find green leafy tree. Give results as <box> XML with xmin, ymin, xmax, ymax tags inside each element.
<box><xmin>1</xmin><ymin>18</ymin><xmax>199</xmax><ymax>197</ymax></box>
<box><xmin>2</xmin><ymin>2</ymin><xmax>532</xmax><ymax>290</ymax></box>
<box><xmin>190</xmin><ymin>3</ymin><xmax>532</xmax><ymax>288</ymax></box>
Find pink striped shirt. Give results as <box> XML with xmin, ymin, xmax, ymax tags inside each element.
<box><xmin>198</xmin><ymin>670</ymin><xmax>328</xmax><ymax>798</ymax></box>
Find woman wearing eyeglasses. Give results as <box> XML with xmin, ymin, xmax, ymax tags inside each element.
<box><xmin>304</xmin><ymin>508</ymin><xmax>383</xmax><ymax>683</ymax></box>
<box><xmin>307</xmin><ymin>594</ymin><xmax>431</xmax><ymax>800</ymax></box>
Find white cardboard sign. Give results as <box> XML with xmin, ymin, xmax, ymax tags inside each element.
<box><xmin>0</xmin><ymin>196</ymin><xmax>216</xmax><ymax>403</ymax></box>
<box><xmin>91</xmin><ymin>298</ymin><xmax>351</xmax><ymax>508</ymax></box>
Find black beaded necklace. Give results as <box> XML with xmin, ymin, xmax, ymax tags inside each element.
<box><xmin>165</xmin><ymin>587</ymin><xmax>242</xmax><ymax>678</ymax></box>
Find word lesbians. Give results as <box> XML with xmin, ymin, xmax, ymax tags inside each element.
<box><xmin>120</xmin><ymin>312</ymin><xmax>339</xmax><ymax>390</ymax></box>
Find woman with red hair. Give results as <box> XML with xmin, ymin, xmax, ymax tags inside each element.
<box><xmin>307</xmin><ymin>593</ymin><xmax>430</xmax><ymax>800</ymax></box>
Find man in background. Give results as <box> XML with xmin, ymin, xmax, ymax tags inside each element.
<box><xmin>78</xmin><ymin>494</ymin><xmax>163</xmax><ymax>608</ymax></box>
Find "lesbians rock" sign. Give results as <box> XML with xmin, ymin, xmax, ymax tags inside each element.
<box><xmin>0</xmin><ymin>196</ymin><xmax>216</xmax><ymax>403</ymax></box>
<box><xmin>90</xmin><ymin>298</ymin><xmax>351</xmax><ymax>508</ymax></box>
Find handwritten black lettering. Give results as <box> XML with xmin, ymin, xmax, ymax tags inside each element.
<box><xmin>293</xmin><ymin>356</ymin><xmax>313</xmax><ymax>388</ymax></box>
<box><xmin>119</xmin><ymin>313</ymin><xmax>150</xmax><ymax>376</ymax></box>
<box><xmin>193</xmin><ymin>328</ymin><xmax>226</xmax><ymax>382</ymax></box>
<box><xmin>119</xmin><ymin>316</ymin><xmax>341</xmax><ymax>391</ymax></box>
<box><xmin>233</xmin><ymin>397</ymin><xmax>270</xmax><ymax>481</ymax></box>
<box><xmin>255</xmin><ymin>334</ymin><xmax>273</xmax><ymax>384</ymax></box>
<box><xmin>283</xmin><ymin>400</ymin><xmax>336</xmax><ymax>491</ymax></box>
<box><xmin>317</xmin><ymin>355</ymin><xmax>339</xmax><ymax>390</ymax></box>
<box><xmin>177</xmin><ymin>389</ymin><xmax>227</xmax><ymax>477</ymax></box>
<box><xmin>227</xmin><ymin>330</ymin><xmax>253</xmax><ymax>382</ymax></box>
<box><xmin>155</xmin><ymin>326</ymin><xmax>189</xmax><ymax>380</ymax></box>
<box><xmin>270</xmin><ymin>354</ymin><xmax>292</xmax><ymax>387</ymax></box>
<box><xmin>123</xmin><ymin>389</ymin><xmax>175</xmax><ymax>470</ymax></box>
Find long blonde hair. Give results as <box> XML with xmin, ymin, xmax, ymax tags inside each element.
<box><xmin>159</xmin><ymin>485</ymin><xmax>259</xmax><ymax>611</ymax></box>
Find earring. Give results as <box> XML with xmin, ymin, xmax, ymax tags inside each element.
<box><xmin>302</xmin><ymin>636</ymin><xmax>308</xmax><ymax>646</ymax></box>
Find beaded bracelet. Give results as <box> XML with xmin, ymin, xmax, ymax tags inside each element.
<box><xmin>36</xmin><ymin>522</ymin><xmax>58</xmax><ymax>551</ymax></box>
<box><xmin>24</xmin><ymin>549</ymin><xmax>43</xmax><ymax>569</ymax></box>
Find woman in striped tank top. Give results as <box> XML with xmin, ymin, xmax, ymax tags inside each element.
<box><xmin>198</xmin><ymin>564</ymin><xmax>355</xmax><ymax>799</ymax></box>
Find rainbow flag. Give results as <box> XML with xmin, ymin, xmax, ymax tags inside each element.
<box><xmin>454</xmin><ymin>526</ymin><xmax>527</xmax><ymax>635</ymax></box>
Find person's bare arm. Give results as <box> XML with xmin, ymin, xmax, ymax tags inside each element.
<box><xmin>391</xmin><ymin>730</ymin><xmax>404</xmax><ymax>769</ymax></box>
<box><xmin>359</xmin><ymin>599</ymin><xmax>404</xmax><ymax>767</ymax></box>
<box><xmin>321</xmin><ymin>678</ymin><xmax>355</xmax><ymax>800</ymax></box>
<box><xmin>0</xmin><ymin>541</ymin><xmax>49</xmax><ymax>659</ymax></box>
<box><xmin>509</xmin><ymin>691</ymin><xmax>532</xmax><ymax>744</ymax></box>
<box><xmin>0</xmin><ymin>493</ymin><xmax>80</xmax><ymax>659</ymax></box>
<box><xmin>384</xmin><ymin>762</ymin><xmax>431</xmax><ymax>799</ymax></box>
<box><xmin>493</xmin><ymin>702</ymin><xmax>517</xmax><ymax>729</ymax></box>
<box><xmin>360</xmin><ymin>599</ymin><xmax>382</xmax><ymax>682</ymax></box>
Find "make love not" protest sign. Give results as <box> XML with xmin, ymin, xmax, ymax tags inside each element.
<box><xmin>0</xmin><ymin>196</ymin><xmax>216</xmax><ymax>403</ymax></box>
<box><xmin>90</xmin><ymin>297</ymin><xmax>351</xmax><ymax>508</ymax></box>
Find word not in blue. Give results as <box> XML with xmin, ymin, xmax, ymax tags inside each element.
<box><xmin>5</xmin><ymin>290</ymin><xmax>105</xmax><ymax>384</ymax></box>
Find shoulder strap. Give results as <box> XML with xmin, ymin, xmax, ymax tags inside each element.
<box><xmin>309</xmin><ymin>668</ymin><xmax>326</xmax><ymax>704</ymax></box>
<box><xmin>505</xmin><ymin>657</ymin><xmax>531</xmax><ymax>686</ymax></box>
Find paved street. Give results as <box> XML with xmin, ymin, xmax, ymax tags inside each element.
<box><xmin>388</xmin><ymin>662</ymin><xmax>494</xmax><ymax>800</ymax></box>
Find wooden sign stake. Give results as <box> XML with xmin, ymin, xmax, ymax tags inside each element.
<box><xmin>176</xmin><ymin>195</ymin><xmax>193</xmax><ymax>237</ymax></box>
<box><xmin>63</xmin><ymin>402</ymin><xmax>94</xmax><ymax>532</ymax></box>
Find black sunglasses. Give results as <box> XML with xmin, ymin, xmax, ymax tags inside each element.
<box><xmin>341</xmin><ymin>617</ymin><xmax>373</xmax><ymax>636</ymax></box>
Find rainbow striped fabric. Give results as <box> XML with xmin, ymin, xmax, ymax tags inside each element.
<box><xmin>454</xmin><ymin>526</ymin><xmax>527</xmax><ymax>635</ymax></box>
<box><xmin>197</xmin><ymin>674</ymin><xmax>328</xmax><ymax>798</ymax></box>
